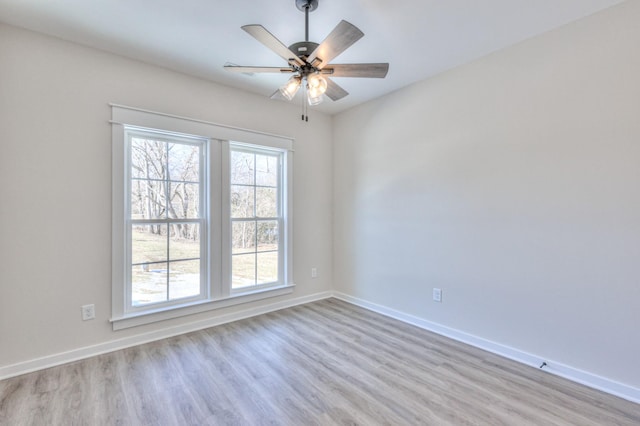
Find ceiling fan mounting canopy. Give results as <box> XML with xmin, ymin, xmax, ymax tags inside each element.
<box><xmin>224</xmin><ymin>0</ymin><xmax>389</xmax><ymax>108</ymax></box>
<box><xmin>296</xmin><ymin>0</ymin><xmax>319</xmax><ymax>13</ymax></box>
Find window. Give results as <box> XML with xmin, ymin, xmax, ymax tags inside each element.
<box><xmin>111</xmin><ymin>105</ymin><xmax>293</xmax><ymax>329</ymax></box>
<box><xmin>230</xmin><ymin>146</ymin><xmax>283</xmax><ymax>290</ymax></box>
<box><xmin>128</xmin><ymin>130</ymin><xmax>206</xmax><ymax>309</ymax></box>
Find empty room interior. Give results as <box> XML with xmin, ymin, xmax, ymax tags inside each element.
<box><xmin>0</xmin><ymin>0</ymin><xmax>639</xmax><ymax>424</ymax></box>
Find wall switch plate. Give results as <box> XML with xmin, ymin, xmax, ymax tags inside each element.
<box><xmin>82</xmin><ymin>304</ymin><xmax>95</xmax><ymax>321</ymax></box>
<box><xmin>433</xmin><ymin>288</ymin><xmax>442</xmax><ymax>303</ymax></box>
<box><xmin>311</xmin><ymin>268</ymin><xmax>318</xmax><ymax>278</ymax></box>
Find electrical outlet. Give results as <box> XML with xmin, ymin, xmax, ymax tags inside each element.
<box><xmin>311</xmin><ymin>267</ymin><xmax>318</xmax><ymax>278</ymax></box>
<box><xmin>432</xmin><ymin>288</ymin><xmax>442</xmax><ymax>303</ymax></box>
<box><xmin>81</xmin><ymin>304</ymin><xmax>95</xmax><ymax>321</ymax></box>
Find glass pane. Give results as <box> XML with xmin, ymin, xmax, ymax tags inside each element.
<box><xmin>169</xmin><ymin>223</ymin><xmax>200</xmax><ymax>261</ymax></box>
<box><xmin>232</xmin><ymin>254</ymin><xmax>255</xmax><ymax>289</ymax></box>
<box><xmin>168</xmin><ymin>260</ymin><xmax>200</xmax><ymax>300</ymax></box>
<box><xmin>256</xmin><ymin>154</ymin><xmax>278</xmax><ymax>187</ymax></box>
<box><xmin>231</xmin><ymin>185</ymin><xmax>255</xmax><ymax>218</ymax></box>
<box><xmin>131</xmin><ymin>138</ymin><xmax>166</xmax><ymax>180</ymax></box>
<box><xmin>169</xmin><ymin>182</ymin><xmax>200</xmax><ymax>219</ymax></box>
<box><xmin>232</xmin><ymin>221</ymin><xmax>256</xmax><ymax>254</ymax></box>
<box><xmin>257</xmin><ymin>252</ymin><xmax>278</xmax><ymax>284</ymax></box>
<box><xmin>168</xmin><ymin>143</ymin><xmax>200</xmax><ymax>183</ymax></box>
<box><xmin>132</xmin><ymin>262</ymin><xmax>168</xmax><ymax>306</ymax></box>
<box><xmin>231</xmin><ymin>151</ymin><xmax>254</xmax><ymax>185</ymax></box>
<box><xmin>257</xmin><ymin>221</ymin><xmax>278</xmax><ymax>252</ymax></box>
<box><xmin>130</xmin><ymin>180</ymin><xmax>146</xmax><ymax>220</ymax></box>
<box><xmin>131</xmin><ymin>179</ymin><xmax>166</xmax><ymax>219</ymax></box>
<box><xmin>256</xmin><ymin>187</ymin><xmax>277</xmax><ymax>218</ymax></box>
<box><xmin>131</xmin><ymin>224</ymin><xmax>167</xmax><ymax>265</ymax></box>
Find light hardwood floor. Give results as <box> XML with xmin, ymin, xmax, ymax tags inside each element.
<box><xmin>1</xmin><ymin>298</ymin><xmax>638</xmax><ymax>425</ymax></box>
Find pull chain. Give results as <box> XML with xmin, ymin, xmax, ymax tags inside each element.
<box><xmin>301</xmin><ymin>81</ymin><xmax>309</xmax><ymax>122</ymax></box>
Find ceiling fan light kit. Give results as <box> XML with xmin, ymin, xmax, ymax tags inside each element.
<box><xmin>225</xmin><ymin>0</ymin><xmax>389</xmax><ymax>119</ymax></box>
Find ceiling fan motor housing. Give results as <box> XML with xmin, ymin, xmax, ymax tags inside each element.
<box><xmin>288</xmin><ymin>41</ymin><xmax>320</xmax><ymax>61</ymax></box>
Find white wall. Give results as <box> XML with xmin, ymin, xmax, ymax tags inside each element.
<box><xmin>0</xmin><ymin>24</ymin><xmax>333</xmax><ymax>368</ymax></box>
<box><xmin>333</xmin><ymin>1</ymin><xmax>640</xmax><ymax>390</ymax></box>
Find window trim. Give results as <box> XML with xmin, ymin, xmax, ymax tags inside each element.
<box><xmin>111</xmin><ymin>104</ymin><xmax>294</xmax><ymax>330</ymax></box>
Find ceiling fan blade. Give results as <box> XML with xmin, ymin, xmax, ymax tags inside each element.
<box><xmin>307</xmin><ymin>20</ymin><xmax>364</xmax><ymax>69</ymax></box>
<box><xmin>324</xmin><ymin>63</ymin><xmax>389</xmax><ymax>78</ymax></box>
<box><xmin>270</xmin><ymin>89</ymin><xmax>287</xmax><ymax>101</ymax></box>
<box><xmin>324</xmin><ymin>77</ymin><xmax>349</xmax><ymax>101</ymax></box>
<box><xmin>224</xmin><ymin>65</ymin><xmax>294</xmax><ymax>74</ymax></box>
<box><xmin>241</xmin><ymin>25</ymin><xmax>305</xmax><ymax>67</ymax></box>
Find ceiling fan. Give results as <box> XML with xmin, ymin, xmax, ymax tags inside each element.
<box><xmin>224</xmin><ymin>0</ymin><xmax>389</xmax><ymax>118</ymax></box>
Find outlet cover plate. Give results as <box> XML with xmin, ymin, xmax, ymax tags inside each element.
<box><xmin>82</xmin><ymin>304</ymin><xmax>95</xmax><ymax>320</ymax></box>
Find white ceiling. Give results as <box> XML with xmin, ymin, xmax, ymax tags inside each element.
<box><xmin>0</xmin><ymin>0</ymin><xmax>625</xmax><ymax>114</ymax></box>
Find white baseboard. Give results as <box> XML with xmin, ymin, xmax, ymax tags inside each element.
<box><xmin>332</xmin><ymin>291</ymin><xmax>640</xmax><ymax>405</ymax></box>
<box><xmin>3</xmin><ymin>290</ymin><xmax>638</xmax><ymax>405</ymax></box>
<box><xmin>0</xmin><ymin>291</ymin><xmax>333</xmax><ymax>381</ymax></box>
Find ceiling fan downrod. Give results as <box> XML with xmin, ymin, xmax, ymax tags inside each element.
<box><xmin>296</xmin><ymin>0</ymin><xmax>319</xmax><ymax>42</ymax></box>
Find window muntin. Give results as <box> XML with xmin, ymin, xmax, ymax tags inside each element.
<box><xmin>127</xmin><ymin>130</ymin><xmax>206</xmax><ymax>309</ymax></box>
<box><xmin>230</xmin><ymin>146</ymin><xmax>282</xmax><ymax>290</ymax></box>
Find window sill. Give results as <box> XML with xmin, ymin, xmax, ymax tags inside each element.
<box><xmin>110</xmin><ymin>284</ymin><xmax>295</xmax><ymax>331</ymax></box>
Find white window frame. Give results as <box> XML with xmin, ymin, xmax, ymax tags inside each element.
<box><xmin>111</xmin><ymin>105</ymin><xmax>294</xmax><ymax>330</ymax></box>
<box><xmin>225</xmin><ymin>143</ymin><xmax>286</xmax><ymax>294</ymax></box>
<box><xmin>125</xmin><ymin>128</ymin><xmax>209</xmax><ymax>313</ymax></box>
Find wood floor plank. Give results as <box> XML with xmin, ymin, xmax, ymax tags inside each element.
<box><xmin>0</xmin><ymin>298</ymin><xmax>638</xmax><ymax>425</ymax></box>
